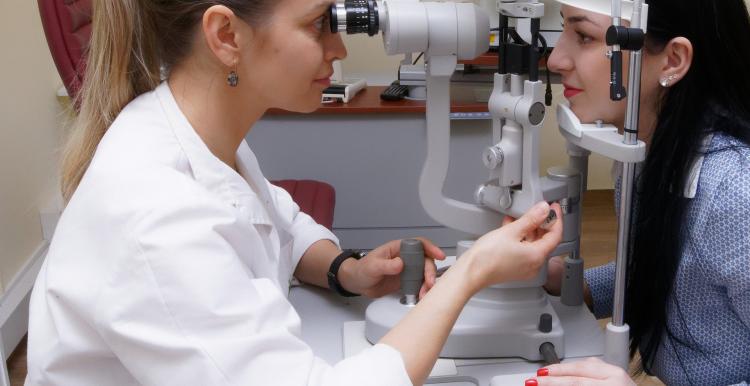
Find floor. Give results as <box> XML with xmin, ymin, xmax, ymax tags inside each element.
<box><xmin>6</xmin><ymin>190</ymin><xmax>663</xmax><ymax>385</ymax></box>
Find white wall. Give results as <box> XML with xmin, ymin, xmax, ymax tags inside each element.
<box><xmin>0</xmin><ymin>1</ymin><xmax>64</xmax><ymax>294</ymax></box>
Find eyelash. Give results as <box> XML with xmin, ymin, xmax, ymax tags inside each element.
<box><xmin>576</xmin><ymin>31</ymin><xmax>593</xmax><ymax>45</ymax></box>
<box><xmin>312</xmin><ymin>14</ymin><xmax>328</xmax><ymax>36</ymax></box>
<box><xmin>561</xmin><ymin>23</ymin><xmax>594</xmax><ymax>45</ymax></box>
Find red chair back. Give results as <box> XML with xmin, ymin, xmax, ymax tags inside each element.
<box><xmin>38</xmin><ymin>0</ymin><xmax>93</xmax><ymax>100</ymax></box>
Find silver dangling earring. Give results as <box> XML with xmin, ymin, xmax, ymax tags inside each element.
<box><xmin>227</xmin><ymin>69</ymin><xmax>239</xmax><ymax>87</ymax></box>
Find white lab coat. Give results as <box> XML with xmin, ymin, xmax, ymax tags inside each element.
<box><xmin>26</xmin><ymin>82</ymin><xmax>412</xmax><ymax>386</ymax></box>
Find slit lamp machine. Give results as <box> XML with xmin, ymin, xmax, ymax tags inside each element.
<box><xmin>328</xmin><ymin>0</ymin><xmax>648</xmax><ymax>382</ymax></box>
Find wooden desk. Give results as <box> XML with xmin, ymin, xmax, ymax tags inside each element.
<box><xmin>267</xmin><ymin>86</ymin><xmax>489</xmax><ymax>115</ymax></box>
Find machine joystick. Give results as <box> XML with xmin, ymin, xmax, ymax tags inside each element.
<box><xmin>399</xmin><ymin>239</ymin><xmax>425</xmax><ymax>306</ymax></box>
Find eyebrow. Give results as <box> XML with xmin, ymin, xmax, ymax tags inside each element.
<box><xmin>560</xmin><ymin>13</ymin><xmax>601</xmax><ymax>28</ymax></box>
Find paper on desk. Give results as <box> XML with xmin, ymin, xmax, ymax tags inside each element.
<box><xmin>343</xmin><ymin>321</ymin><xmax>458</xmax><ymax>377</ymax></box>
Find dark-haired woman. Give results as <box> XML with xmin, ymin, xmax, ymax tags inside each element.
<box><xmin>25</xmin><ymin>1</ymin><xmax>562</xmax><ymax>385</ymax></box>
<box><xmin>535</xmin><ymin>0</ymin><xmax>750</xmax><ymax>385</ymax></box>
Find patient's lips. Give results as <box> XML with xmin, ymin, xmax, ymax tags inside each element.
<box><xmin>563</xmin><ymin>83</ymin><xmax>583</xmax><ymax>99</ymax></box>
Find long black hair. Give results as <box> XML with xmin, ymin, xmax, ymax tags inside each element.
<box><xmin>624</xmin><ymin>0</ymin><xmax>750</xmax><ymax>376</ymax></box>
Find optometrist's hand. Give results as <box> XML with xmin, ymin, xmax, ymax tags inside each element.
<box><xmin>378</xmin><ymin>202</ymin><xmax>563</xmax><ymax>386</ymax></box>
<box><xmin>341</xmin><ymin>238</ymin><xmax>445</xmax><ymax>299</ymax></box>
<box><xmin>460</xmin><ymin>202</ymin><xmax>563</xmax><ymax>291</ymax></box>
<box><xmin>529</xmin><ymin>357</ymin><xmax>636</xmax><ymax>386</ymax></box>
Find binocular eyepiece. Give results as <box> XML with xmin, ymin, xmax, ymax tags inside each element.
<box><xmin>329</xmin><ymin>0</ymin><xmax>380</xmax><ymax>36</ymax></box>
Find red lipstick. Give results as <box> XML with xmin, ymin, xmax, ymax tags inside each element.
<box><xmin>563</xmin><ymin>83</ymin><xmax>583</xmax><ymax>99</ymax></box>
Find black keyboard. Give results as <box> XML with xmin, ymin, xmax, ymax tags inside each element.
<box><xmin>380</xmin><ymin>82</ymin><xmax>409</xmax><ymax>101</ymax></box>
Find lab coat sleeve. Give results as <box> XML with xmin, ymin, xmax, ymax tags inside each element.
<box><xmin>584</xmin><ymin>262</ymin><xmax>616</xmax><ymax>319</ymax></box>
<box><xmin>701</xmin><ymin>166</ymin><xmax>750</xmax><ymax>329</ymax></box>
<box><xmin>268</xmin><ymin>181</ymin><xmax>341</xmax><ymax>269</ymax></box>
<box><xmin>94</xmin><ymin>197</ymin><xmax>411</xmax><ymax>386</ymax></box>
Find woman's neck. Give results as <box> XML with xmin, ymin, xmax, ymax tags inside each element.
<box><xmin>167</xmin><ymin>63</ymin><xmax>266</xmax><ymax>170</ymax></box>
<box><xmin>632</xmin><ymin>100</ymin><xmax>659</xmax><ymax>148</ymax></box>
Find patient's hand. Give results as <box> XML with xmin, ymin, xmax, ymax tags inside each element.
<box><xmin>544</xmin><ymin>256</ymin><xmax>565</xmax><ymax>296</ymax></box>
<box><xmin>532</xmin><ymin>357</ymin><xmax>636</xmax><ymax>386</ymax></box>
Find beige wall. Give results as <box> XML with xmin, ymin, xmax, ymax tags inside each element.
<box><xmin>0</xmin><ymin>1</ymin><xmax>64</xmax><ymax>293</ymax></box>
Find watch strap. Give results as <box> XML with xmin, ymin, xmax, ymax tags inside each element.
<box><xmin>327</xmin><ymin>249</ymin><xmax>363</xmax><ymax>297</ymax></box>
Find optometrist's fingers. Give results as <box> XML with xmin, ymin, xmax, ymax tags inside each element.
<box><xmin>419</xmin><ymin>258</ymin><xmax>438</xmax><ymax>299</ymax></box>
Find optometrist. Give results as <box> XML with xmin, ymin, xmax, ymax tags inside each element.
<box><xmin>25</xmin><ymin>1</ymin><xmax>563</xmax><ymax>385</ymax></box>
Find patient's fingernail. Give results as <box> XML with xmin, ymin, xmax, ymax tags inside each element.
<box><xmin>540</xmin><ymin>209</ymin><xmax>557</xmax><ymax>230</ymax></box>
<box><xmin>525</xmin><ymin>379</ymin><xmax>538</xmax><ymax>386</ymax></box>
<box><xmin>537</xmin><ymin>368</ymin><xmax>549</xmax><ymax>376</ymax></box>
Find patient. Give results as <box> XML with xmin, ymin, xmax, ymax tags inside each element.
<box><xmin>535</xmin><ymin>0</ymin><xmax>750</xmax><ymax>384</ymax></box>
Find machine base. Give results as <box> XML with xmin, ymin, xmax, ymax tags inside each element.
<box><xmin>365</xmin><ymin>287</ymin><xmax>565</xmax><ymax>360</ymax></box>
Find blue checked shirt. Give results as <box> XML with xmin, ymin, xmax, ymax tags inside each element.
<box><xmin>585</xmin><ymin>133</ymin><xmax>750</xmax><ymax>386</ymax></box>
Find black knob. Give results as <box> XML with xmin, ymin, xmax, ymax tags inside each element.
<box><xmin>538</xmin><ymin>313</ymin><xmax>553</xmax><ymax>333</ymax></box>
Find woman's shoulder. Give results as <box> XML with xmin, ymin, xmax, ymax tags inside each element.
<box><xmin>688</xmin><ymin>132</ymin><xmax>750</xmax><ymax>239</ymax></box>
<box><xmin>98</xmin><ymin>86</ymin><xmax>176</xmax><ymax>158</ymax></box>
<box><xmin>703</xmin><ymin>132</ymin><xmax>750</xmax><ymax>171</ymax></box>
<box><xmin>696</xmin><ymin>133</ymin><xmax>750</xmax><ymax>197</ymax></box>
<box><xmin>687</xmin><ymin>133</ymin><xmax>750</xmax><ymax>279</ymax></box>
<box><xmin>68</xmin><ymin>162</ymin><xmax>230</xmax><ymax>233</ymax></box>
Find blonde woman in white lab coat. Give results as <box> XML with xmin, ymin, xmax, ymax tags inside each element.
<box><xmin>25</xmin><ymin>1</ymin><xmax>562</xmax><ymax>385</ymax></box>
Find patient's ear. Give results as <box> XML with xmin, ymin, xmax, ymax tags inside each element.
<box><xmin>656</xmin><ymin>37</ymin><xmax>693</xmax><ymax>87</ymax></box>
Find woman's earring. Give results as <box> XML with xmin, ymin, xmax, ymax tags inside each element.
<box><xmin>227</xmin><ymin>70</ymin><xmax>239</xmax><ymax>87</ymax></box>
<box><xmin>660</xmin><ymin>74</ymin><xmax>677</xmax><ymax>87</ymax></box>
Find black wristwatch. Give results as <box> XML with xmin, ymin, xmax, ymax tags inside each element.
<box><xmin>327</xmin><ymin>249</ymin><xmax>365</xmax><ymax>297</ymax></box>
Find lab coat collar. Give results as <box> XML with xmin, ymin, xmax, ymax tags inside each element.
<box><xmin>154</xmin><ymin>82</ymin><xmax>290</xmax><ymax>229</ymax></box>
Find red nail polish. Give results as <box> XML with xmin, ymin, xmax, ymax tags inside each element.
<box><xmin>525</xmin><ymin>379</ymin><xmax>538</xmax><ymax>386</ymax></box>
<box><xmin>537</xmin><ymin>368</ymin><xmax>549</xmax><ymax>377</ymax></box>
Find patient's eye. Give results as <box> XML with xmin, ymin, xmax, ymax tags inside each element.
<box><xmin>575</xmin><ymin>31</ymin><xmax>593</xmax><ymax>45</ymax></box>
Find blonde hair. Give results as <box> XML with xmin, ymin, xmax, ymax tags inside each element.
<box><xmin>61</xmin><ymin>0</ymin><xmax>159</xmax><ymax>201</ymax></box>
<box><xmin>60</xmin><ymin>0</ymin><xmax>272</xmax><ymax>201</ymax></box>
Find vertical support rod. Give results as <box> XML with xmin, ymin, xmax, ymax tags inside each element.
<box><xmin>611</xmin><ymin>0</ymin><xmax>645</xmax><ymax>328</ymax></box>
<box><xmin>529</xmin><ymin>18</ymin><xmax>540</xmax><ymax>82</ymax></box>
<box><xmin>498</xmin><ymin>13</ymin><xmax>508</xmax><ymax>75</ymax></box>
